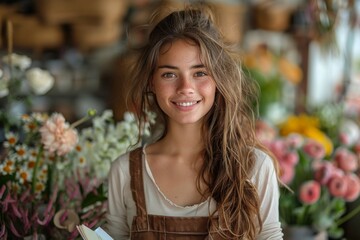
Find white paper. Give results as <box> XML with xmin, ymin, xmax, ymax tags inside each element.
<box><xmin>95</xmin><ymin>227</ymin><xmax>113</xmax><ymax>240</ymax></box>
<box><xmin>77</xmin><ymin>225</ymin><xmax>113</xmax><ymax>240</ymax></box>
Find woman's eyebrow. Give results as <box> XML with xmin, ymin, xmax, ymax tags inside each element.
<box><xmin>157</xmin><ymin>64</ymin><xmax>205</xmax><ymax>69</ymax></box>
<box><xmin>157</xmin><ymin>65</ymin><xmax>177</xmax><ymax>69</ymax></box>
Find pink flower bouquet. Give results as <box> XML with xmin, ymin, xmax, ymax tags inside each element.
<box><xmin>257</xmin><ymin>120</ymin><xmax>360</xmax><ymax>238</ymax></box>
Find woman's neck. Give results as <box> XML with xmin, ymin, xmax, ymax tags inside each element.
<box><xmin>155</xmin><ymin>122</ymin><xmax>204</xmax><ymax>157</ymax></box>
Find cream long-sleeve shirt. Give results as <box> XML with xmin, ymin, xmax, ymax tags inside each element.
<box><xmin>105</xmin><ymin>147</ymin><xmax>284</xmax><ymax>239</ymax></box>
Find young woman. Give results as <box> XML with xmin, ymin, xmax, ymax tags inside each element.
<box><xmin>105</xmin><ymin>5</ymin><xmax>283</xmax><ymax>240</ymax></box>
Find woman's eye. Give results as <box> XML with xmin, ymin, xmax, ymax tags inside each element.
<box><xmin>194</xmin><ymin>71</ymin><xmax>207</xmax><ymax>77</ymax></box>
<box><xmin>162</xmin><ymin>72</ymin><xmax>176</xmax><ymax>78</ymax></box>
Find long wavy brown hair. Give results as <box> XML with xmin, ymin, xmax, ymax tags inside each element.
<box><xmin>129</xmin><ymin>4</ymin><xmax>278</xmax><ymax>239</ymax></box>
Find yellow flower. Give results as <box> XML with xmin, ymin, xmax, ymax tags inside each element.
<box><xmin>280</xmin><ymin>114</ymin><xmax>333</xmax><ymax>155</ymax></box>
<box><xmin>303</xmin><ymin>127</ymin><xmax>333</xmax><ymax>155</ymax></box>
<box><xmin>280</xmin><ymin>114</ymin><xmax>320</xmax><ymax>136</ymax></box>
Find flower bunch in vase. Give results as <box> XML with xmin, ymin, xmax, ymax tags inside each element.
<box><xmin>256</xmin><ymin>116</ymin><xmax>360</xmax><ymax>238</ymax></box>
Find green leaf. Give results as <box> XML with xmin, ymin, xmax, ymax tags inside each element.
<box><xmin>328</xmin><ymin>225</ymin><xmax>344</xmax><ymax>239</ymax></box>
<box><xmin>81</xmin><ymin>184</ymin><xmax>107</xmax><ymax>209</ymax></box>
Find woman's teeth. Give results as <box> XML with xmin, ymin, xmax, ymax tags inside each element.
<box><xmin>176</xmin><ymin>101</ymin><xmax>197</xmax><ymax>107</ymax></box>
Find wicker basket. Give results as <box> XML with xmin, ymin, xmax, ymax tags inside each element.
<box><xmin>209</xmin><ymin>2</ymin><xmax>247</xmax><ymax>45</ymax></box>
<box><xmin>254</xmin><ymin>1</ymin><xmax>294</xmax><ymax>32</ymax></box>
<box><xmin>71</xmin><ymin>22</ymin><xmax>122</xmax><ymax>52</ymax></box>
<box><xmin>35</xmin><ymin>0</ymin><xmax>130</xmax><ymax>25</ymax></box>
<box><xmin>158</xmin><ymin>0</ymin><xmax>246</xmax><ymax>45</ymax></box>
<box><xmin>6</xmin><ymin>13</ymin><xmax>64</xmax><ymax>52</ymax></box>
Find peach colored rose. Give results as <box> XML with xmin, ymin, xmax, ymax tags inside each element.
<box><xmin>303</xmin><ymin>139</ymin><xmax>326</xmax><ymax>160</ymax></box>
<box><xmin>299</xmin><ymin>180</ymin><xmax>321</xmax><ymax>204</ymax></box>
<box><xmin>344</xmin><ymin>174</ymin><xmax>360</xmax><ymax>202</ymax></box>
<box><xmin>334</xmin><ymin>148</ymin><xmax>358</xmax><ymax>172</ymax></box>
<box><xmin>328</xmin><ymin>175</ymin><xmax>348</xmax><ymax>198</ymax></box>
<box><xmin>40</xmin><ymin>113</ymin><xmax>78</xmax><ymax>156</ymax></box>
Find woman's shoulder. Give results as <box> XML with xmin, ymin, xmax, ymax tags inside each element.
<box><xmin>110</xmin><ymin>147</ymin><xmax>144</xmax><ymax>174</ymax></box>
<box><xmin>111</xmin><ymin>151</ymin><xmax>130</xmax><ymax>168</ymax></box>
<box><xmin>251</xmin><ymin>148</ymin><xmax>277</xmax><ymax>179</ymax></box>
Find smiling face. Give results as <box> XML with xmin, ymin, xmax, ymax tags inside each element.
<box><xmin>152</xmin><ymin>39</ymin><xmax>216</xmax><ymax>127</ymax></box>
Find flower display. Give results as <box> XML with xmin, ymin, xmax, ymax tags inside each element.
<box><xmin>0</xmin><ymin>109</ymin><xmax>154</xmax><ymax>239</ymax></box>
<box><xmin>257</xmin><ymin>116</ymin><xmax>360</xmax><ymax>238</ymax></box>
<box><xmin>279</xmin><ymin>114</ymin><xmax>334</xmax><ymax>155</ymax></box>
<box><xmin>0</xmin><ymin>53</ymin><xmax>55</xmax><ymax>128</ymax></box>
<box><xmin>242</xmin><ymin>44</ymin><xmax>303</xmax><ymax>124</ymax></box>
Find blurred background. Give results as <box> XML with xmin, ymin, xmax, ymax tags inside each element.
<box><xmin>0</xmin><ymin>0</ymin><xmax>358</xmax><ymax>124</ymax></box>
<box><xmin>1</xmin><ymin>0</ymin><xmax>360</xmax><ymax>239</ymax></box>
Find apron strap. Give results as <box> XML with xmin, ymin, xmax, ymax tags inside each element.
<box><xmin>129</xmin><ymin>147</ymin><xmax>148</xmax><ymax>218</ymax></box>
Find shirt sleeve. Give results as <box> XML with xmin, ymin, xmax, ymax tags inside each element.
<box><xmin>252</xmin><ymin>150</ymin><xmax>284</xmax><ymax>240</ymax></box>
<box><xmin>104</xmin><ymin>154</ymin><xmax>131</xmax><ymax>239</ymax></box>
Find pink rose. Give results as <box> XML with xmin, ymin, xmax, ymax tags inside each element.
<box><xmin>343</xmin><ymin>174</ymin><xmax>360</xmax><ymax>202</ymax></box>
<box><xmin>315</xmin><ymin>162</ymin><xmax>336</xmax><ymax>185</ymax></box>
<box><xmin>334</xmin><ymin>147</ymin><xmax>358</xmax><ymax>172</ymax></box>
<box><xmin>279</xmin><ymin>162</ymin><xmax>295</xmax><ymax>185</ymax></box>
<box><xmin>299</xmin><ymin>180</ymin><xmax>321</xmax><ymax>204</ymax></box>
<box><xmin>328</xmin><ymin>175</ymin><xmax>348</xmax><ymax>198</ymax></box>
<box><xmin>353</xmin><ymin>141</ymin><xmax>360</xmax><ymax>157</ymax></box>
<box><xmin>269</xmin><ymin>140</ymin><xmax>287</xmax><ymax>160</ymax></box>
<box><xmin>255</xmin><ymin>120</ymin><xmax>276</xmax><ymax>145</ymax></box>
<box><xmin>303</xmin><ymin>140</ymin><xmax>326</xmax><ymax>160</ymax></box>
<box><xmin>282</xmin><ymin>151</ymin><xmax>299</xmax><ymax>166</ymax></box>
<box><xmin>285</xmin><ymin>133</ymin><xmax>304</xmax><ymax>149</ymax></box>
<box><xmin>40</xmin><ymin>113</ymin><xmax>78</xmax><ymax>156</ymax></box>
<box><xmin>339</xmin><ymin>133</ymin><xmax>350</xmax><ymax>146</ymax></box>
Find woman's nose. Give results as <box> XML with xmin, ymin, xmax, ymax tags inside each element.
<box><xmin>177</xmin><ymin>75</ymin><xmax>194</xmax><ymax>94</ymax></box>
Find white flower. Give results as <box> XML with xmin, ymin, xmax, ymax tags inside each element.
<box><xmin>2</xmin><ymin>53</ymin><xmax>31</xmax><ymax>70</ymax></box>
<box><xmin>339</xmin><ymin>119</ymin><xmax>360</xmax><ymax>145</ymax></box>
<box><xmin>124</xmin><ymin>112</ymin><xmax>136</xmax><ymax>122</ymax></box>
<box><xmin>26</xmin><ymin>68</ymin><xmax>55</xmax><ymax>95</ymax></box>
<box><xmin>0</xmin><ymin>79</ymin><xmax>9</xmax><ymax>97</ymax></box>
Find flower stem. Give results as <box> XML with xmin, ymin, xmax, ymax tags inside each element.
<box><xmin>335</xmin><ymin>202</ymin><xmax>360</xmax><ymax>226</ymax></box>
<box><xmin>70</xmin><ymin>109</ymin><xmax>96</xmax><ymax>128</ymax></box>
<box><xmin>31</xmin><ymin>145</ymin><xmax>43</xmax><ymax>194</ymax></box>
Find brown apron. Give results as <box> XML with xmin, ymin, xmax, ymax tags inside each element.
<box><xmin>129</xmin><ymin>148</ymin><xmax>227</xmax><ymax>240</ymax></box>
